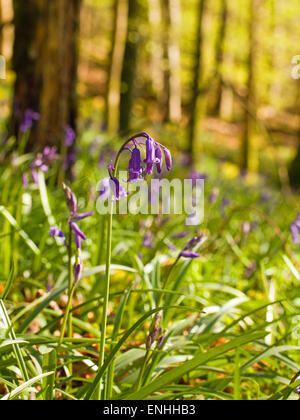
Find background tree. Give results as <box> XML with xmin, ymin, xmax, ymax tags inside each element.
<box><xmin>186</xmin><ymin>0</ymin><xmax>205</xmax><ymax>165</ymax></box>
<box><xmin>119</xmin><ymin>0</ymin><xmax>142</xmax><ymax>135</ymax></box>
<box><xmin>12</xmin><ymin>0</ymin><xmax>81</xmax><ymax>150</ymax></box>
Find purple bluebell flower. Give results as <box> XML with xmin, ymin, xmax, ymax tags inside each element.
<box><xmin>291</xmin><ymin>214</ymin><xmax>300</xmax><ymax>244</ymax></box>
<box><xmin>163</xmin><ymin>147</ymin><xmax>172</xmax><ymax>171</ymax></box>
<box><xmin>128</xmin><ymin>146</ymin><xmax>143</xmax><ymax>182</ymax></box>
<box><xmin>29</xmin><ymin>146</ymin><xmax>58</xmax><ymax>184</ymax></box>
<box><xmin>112</xmin><ymin>177</ymin><xmax>129</xmax><ymax>201</ymax></box>
<box><xmin>179</xmin><ymin>235</ymin><xmax>204</xmax><ymax>259</ymax></box>
<box><xmin>157</xmin><ymin>335</ymin><xmax>165</xmax><ymax>349</ymax></box>
<box><xmin>144</xmin><ymin>137</ymin><xmax>157</xmax><ymax>175</ymax></box>
<box><xmin>172</xmin><ymin>232</ymin><xmax>189</xmax><ymax>239</ymax></box>
<box><xmin>65</xmin><ymin>125</ymin><xmax>76</xmax><ymax>147</ymax></box>
<box><xmin>20</xmin><ymin>109</ymin><xmax>40</xmax><ymax>133</ymax></box>
<box><xmin>189</xmin><ymin>170</ymin><xmax>207</xmax><ymax>181</ymax></box>
<box><xmin>142</xmin><ymin>233</ymin><xmax>154</xmax><ymax>248</ymax></box>
<box><xmin>73</xmin><ymin>212</ymin><xmax>94</xmax><ymax>221</ymax></box>
<box><xmin>155</xmin><ymin>144</ymin><xmax>163</xmax><ymax>174</ymax></box>
<box><xmin>63</xmin><ymin>183</ymin><xmax>77</xmax><ymax>217</ymax></box>
<box><xmin>49</xmin><ymin>226</ymin><xmax>68</xmax><ymax>247</ymax></box>
<box><xmin>260</xmin><ymin>193</ymin><xmax>270</xmax><ymax>203</ymax></box>
<box><xmin>294</xmin><ymin>374</ymin><xmax>300</xmax><ymax>394</ymax></box>
<box><xmin>49</xmin><ymin>226</ymin><xmax>65</xmax><ymax>239</ymax></box>
<box><xmin>69</xmin><ymin>221</ymin><xmax>86</xmax><ymax>250</ymax></box>
<box><xmin>22</xmin><ymin>173</ymin><xmax>29</xmax><ymax>188</ymax></box>
<box><xmin>180</xmin><ymin>251</ymin><xmax>200</xmax><ymax>258</ymax></box>
<box><xmin>98</xmin><ymin>177</ymin><xmax>111</xmax><ymax>201</ymax></box>
<box><xmin>209</xmin><ymin>188</ymin><xmax>219</xmax><ymax>204</ymax></box>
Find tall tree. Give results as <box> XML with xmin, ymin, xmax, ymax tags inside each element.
<box><xmin>210</xmin><ymin>0</ymin><xmax>228</xmax><ymax>116</ymax></box>
<box><xmin>148</xmin><ymin>0</ymin><xmax>164</xmax><ymax>103</ymax></box>
<box><xmin>0</xmin><ymin>0</ymin><xmax>3</xmax><ymax>54</ymax></box>
<box><xmin>119</xmin><ymin>0</ymin><xmax>142</xmax><ymax>135</ymax></box>
<box><xmin>186</xmin><ymin>0</ymin><xmax>205</xmax><ymax>165</ymax></box>
<box><xmin>12</xmin><ymin>0</ymin><xmax>81</xmax><ymax>149</ymax></box>
<box><xmin>160</xmin><ymin>0</ymin><xmax>182</xmax><ymax>123</ymax></box>
<box><xmin>104</xmin><ymin>0</ymin><xmax>128</xmax><ymax>133</ymax></box>
<box><xmin>241</xmin><ymin>0</ymin><xmax>257</xmax><ymax>171</ymax></box>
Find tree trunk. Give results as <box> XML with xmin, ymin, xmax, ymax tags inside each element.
<box><xmin>210</xmin><ymin>0</ymin><xmax>227</xmax><ymax>116</ymax></box>
<box><xmin>160</xmin><ymin>0</ymin><xmax>171</xmax><ymax>122</ymax></box>
<box><xmin>0</xmin><ymin>0</ymin><xmax>3</xmax><ymax>54</ymax></box>
<box><xmin>186</xmin><ymin>0</ymin><xmax>205</xmax><ymax>165</ymax></box>
<box><xmin>105</xmin><ymin>0</ymin><xmax>128</xmax><ymax>134</ymax></box>
<box><xmin>241</xmin><ymin>0</ymin><xmax>257</xmax><ymax>171</ymax></box>
<box><xmin>148</xmin><ymin>0</ymin><xmax>164</xmax><ymax>102</ymax></box>
<box><xmin>12</xmin><ymin>0</ymin><xmax>81</xmax><ymax>150</ymax></box>
<box><xmin>168</xmin><ymin>0</ymin><xmax>182</xmax><ymax>123</ymax></box>
<box><xmin>119</xmin><ymin>0</ymin><xmax>141</xmax><ymax>135</ymax></box>
<box><xmin>289</xmin><ymin>139</ymin><xmax>300</xmax><ymax>189</ymax></box>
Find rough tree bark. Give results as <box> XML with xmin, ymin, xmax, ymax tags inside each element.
<box><xmin>12</xmin><ymin>0</ymin><xmax>81</xmax><ymax>150</ymax></box>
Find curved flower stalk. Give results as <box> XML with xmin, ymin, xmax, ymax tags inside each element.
<box><xmin>98</xmin><ymin>132</ymin><xmax>172</xmax><ymax>400</ymax></box>
<box><xmin>49</xmin><ymin>184</ymin><xmax>93</xmax><ymax>366</ymax></box>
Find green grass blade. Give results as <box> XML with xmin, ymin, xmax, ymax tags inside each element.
<box><xmin>123</xmin><ymin>331</ymin><xmax>267</xmax><ymax>400</ymax></box>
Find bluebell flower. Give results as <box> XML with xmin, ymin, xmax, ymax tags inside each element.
<box><xmin>128</xmin><ymin>146</ymin><xmax>143</xmax><ymax>182</ymax></box>
<box><xmin>20</xmin><ymin>109</ymin><xmax>40</xmax><ymax>133</ymax></box>
<box><xmin>65</xmin><ymin>125</ymin><xmax>76</xmax><ymax>147</ymax></box>
<box><xmin>291</xmin><ymin>214</ymin><xmax>300</xmax><ymax>244</ymax></box>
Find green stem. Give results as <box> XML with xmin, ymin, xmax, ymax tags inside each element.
<box><xmin>67</xmin><ymin>225</ymin><xmax>73</xmax><ymax>345</ymax></box>
<box><xmin>96</xmin><ymin>133</ymin><xmax>150</xmax><ymax>400</ymax></box>
<box><xmin>58</xmin><ymin>284</ymin><xmax>76</xmax><ymax>349</ymax></box>
<box><xmin>97</xmin><ymin>208</ymin><xmax>113</xmax><ymax>400</ymax></box>
<box><xmin>135</xmin><ymin>350</ymin><xmax>151</xmax><ymax>392</ymax></box>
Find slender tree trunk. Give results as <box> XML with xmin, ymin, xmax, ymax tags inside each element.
<box><xmin>168</xmin><ymin>0</ymin><xmax>182</xmax><ymax>123</ymax></box>
<box><xmin>105</xmin><ymin>0</ymin><xmax>128</xmax><ymax>134</ymax></box>
<box><xmin>210</xmin><ymin>0</ymin><xmax>227</xmax><ymax>116</ymax></box>
<box><xmin>12</xmin><ymin>0</ymin><xmax>81</xmax><ymax>150</ymax></box>
<box><xmin>119</xmin><ymin>0</ymin><xmax>141</xmax><ymax>135</ymax></box>
<box><xmin>289</xmin><ymin>138</ymin><xmax>300</xmax><ymax>189</ymax></box>
<box><xmin>186</xmin><ymin>0</ymin><xmax>205</xmax><ymax>164</ymax></box>
<box><xmin>0</xmin><ymin>0</ymin><xmax>3</xmax><ymax>54</ymax></box>
<box><xmin>148</xmin><ymin>0</ymin><xmax>164</xmax><ymax>101</ymax></box>
<box><xmin>289</xmin><ymin>83</ymin><xmax>300</xmax><ymax>188</ymax></box>
<box><xmin>103</xmin><ymin>0</ymin><xmax>118</xmax><ymax>130</ymax></box>
<box><xmin>241</xmin><ymin>0</ymin><xmax>257</xmax><ymax>171</ymax></box>
<box><xmin>160</xmin><ymin>0</ymin><xmax>171</xmax><ymax>121</ymax></box>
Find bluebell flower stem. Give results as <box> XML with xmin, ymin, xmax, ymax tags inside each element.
<box><xmin>67</xmin><ymin>224</ymin><xmax>73</xmax><ymax>383</ymax></box>
<box><xmin>97</xmin><ymin>205</ymin><xmax>113</xmax><ymax>400</ymax></box>
<box><xmin>97</xmin><ymin>133</ymin><xmax>151</xmax><ymax>400</ymax></box>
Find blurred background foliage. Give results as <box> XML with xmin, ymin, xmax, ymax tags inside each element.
<box><xmin>1</xmin><ymin>0</ymin><xmax>300</xmax><ymax>186</ymax></box>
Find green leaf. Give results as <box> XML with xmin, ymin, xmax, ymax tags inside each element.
<box><xmin>123</xmin><ymin>331</ymin><xmax>267</xmax><ymax>400</ymax></box>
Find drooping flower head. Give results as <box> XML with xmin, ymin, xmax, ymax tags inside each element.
<box><xmin>98</xmin><ymin>132</ymin><xmax>172</xmax><ymax>203</ymax></box>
